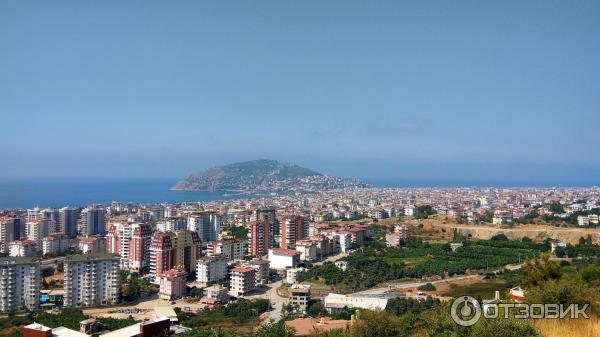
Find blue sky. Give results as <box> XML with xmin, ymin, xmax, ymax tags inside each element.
<box><xmin>1</xmin><ymin>1</ymin><xmax>599</xmax><ymax>184</ymax></box>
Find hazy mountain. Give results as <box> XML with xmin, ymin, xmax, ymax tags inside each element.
<box><xmin>171</xmin><ymin>159</ymin><xmax>369</xmax><ymax>193</ymax></box>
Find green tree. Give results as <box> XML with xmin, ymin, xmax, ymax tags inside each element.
<box><xmin>417</xmin><ymin>283</ymin><xmax>436</xmax><ymax>291</ymax></box>
<box><xmin>520</xmin><ymin>253</ymin><xmax>561</xmax><ymax>288</ymax></box>
<box><xmin>254</xmin><ymin>320</ymin><xmax>296</xmax><ymax>337</ymax></box>
<box><xmin>549</xmin><ymin>203</ymin><xmax>564</xmax><ymax>213</ymax></box>
<box><xmin>526</xmin><ymin>276</ymin><xmax>598</xmax><ymax>310</ymax></box>
<box><xmin>470</xmin><ymin>318</ymin><xmax>541</xmax><ymax>337</ymax></box>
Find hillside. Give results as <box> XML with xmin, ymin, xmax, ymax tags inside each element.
<box><xmin>171</xmin><ymin>159</ymin><xmax>369</xmax><ymax>193</ymax></box>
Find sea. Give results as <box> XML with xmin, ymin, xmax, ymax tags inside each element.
<box><xmin>0</xmin><ymin>178</ymin><xmax>597</xmax><ymax>209</ymax></box>
<box><xmin>0</xmin><ymin>179</ymin><xmax>247</xmax><ymax>209</ymax></box>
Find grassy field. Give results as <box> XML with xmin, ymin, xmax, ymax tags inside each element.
<box><xmin>535</xmin><ymin>317</ymin><xmax>600</xmax><ymax>337</ymax></box>
<box><xmin>442</xmin><ymin>279</ymin><xmax>507</xmax><ymax>299</ymax></box>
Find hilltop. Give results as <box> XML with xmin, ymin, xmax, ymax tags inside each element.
<box><xmin>171</xmin><ymin>159</ymin><xmax>369</xmax><ymax>193</ymax></box>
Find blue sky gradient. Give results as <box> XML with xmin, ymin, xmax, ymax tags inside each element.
<box><xmin>1</xmin><ymin>1</ymin><xmax>599</xmax><ymax>183</ymax></box>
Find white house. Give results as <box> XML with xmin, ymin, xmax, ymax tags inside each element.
<box><xmin>268</xmin><ymin>248</ymin><xmax>301</xmax><ymax>270</ymax></box>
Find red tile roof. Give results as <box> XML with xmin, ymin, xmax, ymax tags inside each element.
<box><xmin>272</xmin><ymin>248</ymin><xmax>301</xmax><ymax>256</ymax></box>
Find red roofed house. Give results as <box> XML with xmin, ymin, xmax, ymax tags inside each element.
<box><xmin>286</xmin><ymin>317</ymin><xmax>350</xmax><ymax>337</ymax></box>
<box><xmin>268</xmin><ymin>248</ymin><xmax>301</xmax><ymax>270</ymax></box>
<box><xmin>158</xmin><ymin>268</ymin><xmax>187</xmax><ymax>300</ymax></box>
<box><xmin>229</xmin><ymin>267</ymin><xmax>257</xmax><ymax>297</ymax></box>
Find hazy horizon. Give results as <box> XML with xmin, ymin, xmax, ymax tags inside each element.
<box><xmin>2</xmin><ymin>1</ymin><xmax>599</xmax><ymax>182</ymax></box>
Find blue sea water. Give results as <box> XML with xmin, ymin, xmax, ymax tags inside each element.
<box><xmin>0</xmin><ymin>178</ymin><xmax>597</xmax><ymax>209</ymax></box>
<box><xmin>0</xmin><ymin>179</ymin><xmax>246</xmax><ymax>209</ymax></box>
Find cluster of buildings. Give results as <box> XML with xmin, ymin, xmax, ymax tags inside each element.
<box><xmin>0</xmin><ymin>254</ymin><xmax>120</xmax><ymax>312</ymax></box>
<box><xmin>0</xmin><ymin>186</ymin><xmax>598</xmax><ymax>314</ymax></box>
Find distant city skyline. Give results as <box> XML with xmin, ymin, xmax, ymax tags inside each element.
<box><xmin>1</xmin><ymin>1</ymin><xmax>599</xmax><ymax>183</ymax></box>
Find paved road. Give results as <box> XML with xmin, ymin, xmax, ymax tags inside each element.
<box><xmin>254</xmin><ymin>251</ymin><xmax>349</xmax><ymax>324</ymax></box>
<box><xmin>314</xmin><ymin>251</ymin><xmax>348</xmax><ymax>266</ymax></box>
<box><xmin>247</xmin><ymin>279</ymin><xmax>286</xmax><ymax>324</ymax></box>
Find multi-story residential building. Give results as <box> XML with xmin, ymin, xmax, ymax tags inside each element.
<box><xmin>156</xmin><ymin>217</ymin><xmax>187</xmax><ymax>232</ymax></box>
<box><xmin>280</xmin><ymin>216</ymin><xmax>309</xmax><ymax>249</ymax></box>
<box><xmin>244</xmin><ymin>259</ymin><xmax>270</xmax><ymax>286</ymax></box>
<box><xmin>9</xmin><ymin>240</ymin><xmax>37</xmax><ymax>257</ymax></box>
<box><xmin>233</xmin><ymin>210</ymin><xmax>253</xmax><ymax>227</ymax></box>
<box><xmin>295</xmin><ymin>240</ymin><xmax>317</xmax><ymax>261</ymax></box>
<box><xmin>331</xmin><ymin>231</ymin><xmax>352</xmax><ymax>252</ymax></box>
<box><xmin>196</xmin><ymin>256</ymin><xmax>228</xmax><ymax>284</ymax></box>
<box><xmin>149</xmin><ymin>230</ymin><xmax>202</xmax><ymax>280</ymax></box>
<box><xmin>42</xmin><ymin>234</ymin><xmax>70</xmax><ymax>255</ymax></box>
<box><xmin>59</xmin><ymin>207</ymin><xmax>79</xmax><ymax>238</ymax></box>
<box><xmin>492</xmin><ymin>214</ymin><xmax>513</xmax><ymax>225</ymax></box>
<box><xmin>249</xmin><ymin>221</ymin><xmax>272</xmax><ymax>257</ymax></box>
<box><xmin>229</xmin><ymin>267</ymin><xmax>256</xmax><ymax>297</ymax></box>
<box><xmin>255</xmin><ymin>208</ymin><xmax>278</xmax><ymax>234</ymax></box>
<box><xmin>0</xmin><ymin>217</ymin><xmax>24</xmax><ymax>254</ymax></box>
<box><xmin>309</xmin><ymin>235</ymin><xmax>336</xmax><ymax>259</ymax></box>
<box><xmin>268</xmin><ymin>248</ymin><xmax>301</xmax><ymax>270</ymax></box>
<box><xmin>578</xmin><ymin>216</ymin><xmax>591</xmax><ymax>227</ymax></box>
<box><xmin>323</xmin><ymin>293</ymin><xmax>389</xmax><ymax>313</ymax></box>
<box><xmin>79</xmin><ymin>207</ymin><xmax>107</xmax><ymax>236</ymax></box>
<box><xmin>25</xmin><ymin>220</ymin><xmax>50</xmax><ymax>251</ymax></box>
<box><xmin>63</xmin><ymin>254</ymin><xmax>120</xmax><ymax>307</ymax></box>
<box><xmin>386</xmin><ymin>225</ymin><xmax>410</xmax><ymax>247</ymax></box>
<box><xmin>0</xmin><ymin>257</ymin><xmax>40</xmax><ymax>313</ymax></box>
<box><xmin>106</xmin><ymin>222</ymin><xmax>152</xmax><ymax>272</ymax></box>
<box><xmin>203</xmin><ymin>284</ymin><xmax>230</xmax><ymax>305</ymax></box>
<box><xmin>158</xmin><ymin>269</ymin><xmax>187</xmax><ymax>300</ymax></box>
<box><xmin>290</xmin><ymin>284</ymin><xmax>311</xmax><ymax>313</ymax></box>
<box><xmin>38</xmin><ymin>208</ymin><xmax>60</xmax><ymax>232</ymax></box>
<box><xmin>78</xmin><ymin>236</ymin><xmax>106</xmax><ymax>254</ymax></box>
<box><xmin>206</xmin><ymin>239</ymin><xmax>245</xmax><ymax>261</ymax></box>
<box><xmin>27</xmin><ymin>207</ymin><xmax>42</xmax><ymax>222</ymax></box>
<box><xmin>188</xmin><ymin>212</ymin><xmax>219</xmax><ymax>242</ymax></box>
<box><xmin>286</xmin><ymin>267</ymin><xmax>304</xmax><ymax>284</ymax></box>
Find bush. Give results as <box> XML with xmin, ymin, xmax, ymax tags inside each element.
<box><xmin>418</xmin><ymin>283</ymin><xmax>436</xmax><ymax>291</ymax></box>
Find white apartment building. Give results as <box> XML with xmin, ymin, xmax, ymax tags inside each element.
<box><xmin>229</xmin><ymin>267</ymin><xmax>256</xmax><ymax>297</ymax></box>
<box><xmin>332</xmin><ymin>232</ymin><xmax>353</xmax><ymax>252</ymax></box>
<box><xmin>79</xmin><ymin>207</ymin><xmax>107</xmax><ymax>236</ymax></box>
<box><xmin>386</xmin><ymin>225</ymin><xmax>410</xmax><ymax>248</ymax></box>
<box><xmin>268</xmin><ymin>248</ymin><xmax>301</xmax><ymax>270</ymax></box>
<box><xmin>27</xmin><ymin>207</ymin><xmax>42</xmax><ymax>222</ymax></box>
<box><xmin>323</xmin><ymin>293</ymin><xmax>389</xmax><ymax>313</ymax></box>
<box><xmin>244</xmin><ymin>259</ymin><xmax>270</xmax><ymax>286</ymax></box>
<box><xmin>188</xmin><ymin>213</ymin><xmax>220</xmax><ymax>242</ymax></box>
<box><xmin>42</xmin><ymin>234</ymin><xmax>70</xmax><ymax>255</ymax></box>
<box><xmin>286</xmin><ymin>267</ymin><xmax>304</xmax><ymax>284</ymax></box>
<box><xmin>0</xmin><ymin>218</ymin><xmax>24</xmax><ymax>254</ymax></box>
<box><xmin>206</xmin><ymin>239</ymin><xmax>245</xmax><ymax>261</ymax></box>
<box><xmin>578</xmin><ymin>216</ymin><xmax>590</xmax><ymax>227</ymax></box>
<box><xmin>156</xmin><ymin>217</ymin><xmax>187</xmax><ymax>232</ymax></box>
<box><xmin>78</xmin><ymin>236</ymin><xmax>106</xmax><ymax>254</ymax></box>
<box><xmin>295</xmin><ymin>240</ymin><xmax>317</xmax><ymax>261</ymax></box>
<box><xmin>196</xmin><ymin>256</ymin><xmax>228</xmax><ymax>284</ymax></box>
<box><xmin>26</xmin><ymin>220</ymin><xmax>50</xmax><ymax>251</ymax></box>
<box><xmin>0</xmin><ymin>257</ymin><xmax>40</xmax><ymax>312</ymax></box>
<box><xmin>9</xmin><ymin>240</ymin><xmax>37</xmax><ymax>257</ymax></box>
<box><xmin>63</xmin><ymin>254</ymin><xmax>120</xmax><ymax>307</ymax></box>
